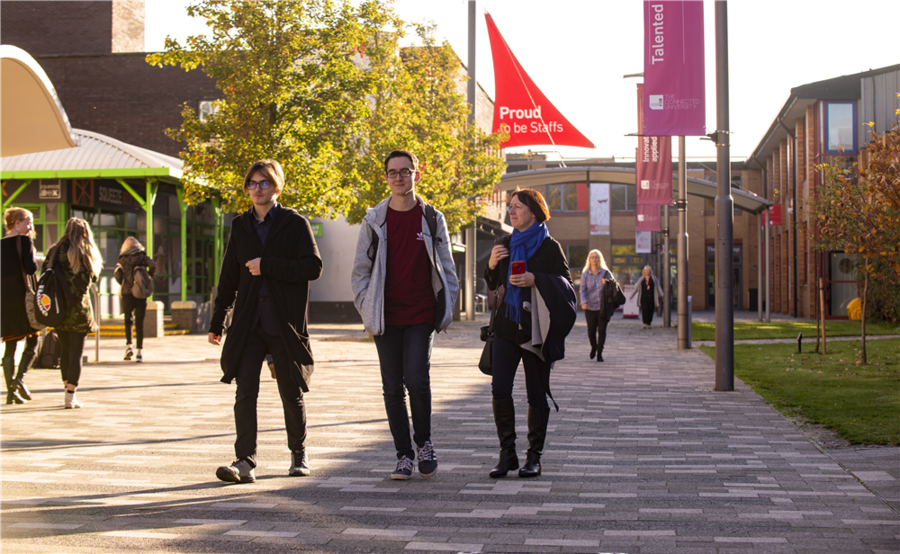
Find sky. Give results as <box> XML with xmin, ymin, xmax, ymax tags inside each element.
<box><xmin>145</xmin><ymin>0</ymin><xmax>900</xmax><ymax>163</ymax></box>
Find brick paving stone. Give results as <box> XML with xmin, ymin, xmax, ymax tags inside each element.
<box><xmin>1</xmin><ymin>317</ymin><xmax>898</xmax><ymax>553</ymax></box>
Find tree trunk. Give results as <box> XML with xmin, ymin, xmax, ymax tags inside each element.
<box><xmin>861</xmin><ymin>254</ymin><xmax>868</xmax><ymax>364</ymax></box>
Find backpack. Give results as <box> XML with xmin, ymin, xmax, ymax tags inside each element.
<box><xmin>34</xmin><ymin>249</ymin><xmax>76</xmax><ymax>327</ymax></box>
<box><xmin>34</xmin><ymin>330</ymin><xmax>61</xmax><ymax>369</ymax></box>
<box><xmin>612</xmin><ymin>280</ymin><xmax>627</xmax><ymax>309</ymax></box>
<box><xmin>131</xmin><ymin>265</ymin><xmax>153</xmax><ymax>299</ymax></box>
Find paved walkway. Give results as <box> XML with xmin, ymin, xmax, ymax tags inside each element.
<box><xmin>1</xmin><ymin>316</ymin><xmax>898</xmax><ymax>553</ymax></box>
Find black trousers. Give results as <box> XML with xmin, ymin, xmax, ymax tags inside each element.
<box><xmin>121</xmin><ymin>293</ymin><xmax>147</xmax><ymax>348</ymax></box>
<box><xmin>641</xmin><ymin>295</ymin><xmax>655</xmax><ymax>325</ymax></box>
<box><xmin>584</xmin><ymin>310</ymin><xmax>609</xmax><ymax>352</ymax></box>
<box><xmin>57</xmin><ymin>330</ymin><xmax>86</xmax><ymax>387</ymax></box>
<box><xmin>233</xmin><ymin>325</ymin><xmax>306</xmax><ymax>467</ymax></box>
<box><xmin>491</xmin><ymin>334</ymin><xmax>549</xmax><ymax>408</ymax></box>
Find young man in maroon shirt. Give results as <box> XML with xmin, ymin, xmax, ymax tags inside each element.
<box><xmin>351</xmin><ymin>150</ymin><xmax>459</xmax><ymax>479</ymax></box>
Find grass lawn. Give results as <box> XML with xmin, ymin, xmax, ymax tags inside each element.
<box><xmin>700</xmin><ymin>339</ymin><xmax>900</xmax><ymax>445</ymax></box>
<box><xmin>692</xmin><ymin>319</ymin><xmax>900</xmax><ymax>341</ymax></box>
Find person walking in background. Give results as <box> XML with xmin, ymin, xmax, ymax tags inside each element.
<box><xmin>579</xmin><ymin>249</ymin><xmax>613</xmax><ymax>362</ymax></box>
<box><xmin>630</xmin><ymin>265</ymin><xmax>664</xmax><ymax>329</ymax></box>
<box><xmin>351</xmin><ymin>150</ymin><xmax>459</xmax><ymax>480</ymax></box>
<box><xmin>48</xmin><ymin>218</ymin><xmax>102</xmax><ymax>409</ymax></box>
<box><xmin>114</xmin><ymin>237</ymin><xmax>156</xmax><ymax>363</ymax></box>
<box><xmin>484</xmin><ymin>188</ymin><xmax>576</xmax><ymax>479</ymax></box>
<box><xmin>209</xmin><ymin>160</ymin><xmax>322</xmax><ymax>484</ymax></box>
<box><xmin>1</xmin><ymin>208</ymin><xmax>40</xmax><ymax>404</ymax></box>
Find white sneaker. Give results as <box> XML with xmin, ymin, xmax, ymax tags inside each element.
<box><xmin>64</xmin><ymin>391</ymin><xmax>83</xmax><ymax>409</ymax></box>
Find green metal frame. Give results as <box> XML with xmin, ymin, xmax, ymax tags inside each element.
<box><xmin>2</xmin><ymin>180</ymin><xmax>33</xmax><ymax>211</ymax></box>
<box><xmin>212</xmin><ymin>197</ymin><xmax>223</xmax><ymax>288</ymax></box>
<box><xmin>175</xmin><ymin>187</ymin><xmax>188</xmax><ymax>302</ymax></box>
<box><xmin>1</xmin><ymin>168</ymin><xmax>176</xmax><ymax>180</ymax></box>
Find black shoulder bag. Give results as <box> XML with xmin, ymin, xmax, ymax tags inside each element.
<box><xmin>478</xmin><ymin>289</ymin><xmax>500</xmax><ymax>376</ymax></box>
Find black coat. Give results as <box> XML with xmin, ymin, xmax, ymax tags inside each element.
<box><xmin>1</xmin><ymin>235</ymin><xmax>38</xmax><ymax>338</ymax></box>
<box><xmin>209</xmin><ymin>207</ymin><xmax>323</xmax><ymax>391</ymax></box>
<box><xmin>114</xmin><ymin>247</ymin><xmax>157</xmax><ymax>296</ymax></box>
<box><xmin>484</xmin><ymin>236</ymin><xmax>573</xmax><ymax>343</ymax></box>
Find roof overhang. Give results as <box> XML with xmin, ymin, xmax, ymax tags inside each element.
<box><xmin>498</xmin><ymin>166</ymin><xmax>772</xmax><ymax>214</ymax></box>
<box><xmin>0</xmin><ymin>45</ymin><xmax>78</xmax><ymax>157</ymax></box>
<box><xmin>1</xmin><ymin>129</ymin><xmax>183</xmax><ymax>183</ymax></box>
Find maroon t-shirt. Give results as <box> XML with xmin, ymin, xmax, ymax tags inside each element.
<box><xmin>384</xmin><ymin>202</ymin><xmax>436</xmax><ymax>327</ymax></box>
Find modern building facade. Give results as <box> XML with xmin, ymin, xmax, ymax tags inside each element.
<box><xmin>745</xmin><ymin>64</ymin><xmax>900</xmax><ymax>319</ymax></box>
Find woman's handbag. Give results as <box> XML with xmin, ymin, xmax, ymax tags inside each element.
<box><xmin>478</xmin><ymin>290</ymin><xmax>500</xmax><ymax>376</ymax></box>
<box><xmin>17</xmin><ymin>236</ymin><xmax>47</xmax><ymax>332</ymax></box>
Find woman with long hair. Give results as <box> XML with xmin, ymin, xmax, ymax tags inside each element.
<box><xmin>114</xmin><ymin>236</ymin><xmax>156</xmax><ymax>362</ymax></box>
<box><xmin>46</xmin><ymin>218</ymin><xmax>102</xmax><ymax>408</ymax></box>
<box><xmin>579</xmin><ymin>249</ymin><xmax>614</xmax><ymax>362</ymax></box>
<box><xmin>484</xmin><ymin>188</ymin><xmax>574</xmax><ymax>479</ymax></box>
<box><xmin>1</xmin><ymin>208</ymin><xmax>40</xmax><ymax>404</ymax></box>
<box><xmin>630</xmin><ymin>265</ymin><xmax>664</xmax><ymax>329</ymax></box>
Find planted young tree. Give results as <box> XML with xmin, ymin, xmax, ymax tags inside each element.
<box><xmin>147</xmin><ymin>0</ymin><xmax>402</xmax><ymax>217</ymax></box>
<box><xmin>814</xmin><ymin>120</ymin><xmax>900</xmax><ymax>363</ymax></box>
<box><xmin>343</xmin><ymin>23</ymin><xmax>505</xmax><ymax>233</ymax></box>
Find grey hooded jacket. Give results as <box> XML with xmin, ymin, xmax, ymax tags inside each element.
<box><xmin>351</xmin><ymin>195</ymin><xmax>459</xmax><ymax>336</ymax></box>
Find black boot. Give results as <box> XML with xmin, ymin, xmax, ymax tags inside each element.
<box><xmin>14</xmin><ymin>348</ymin><xmax>36</xmax><ymax>401</ymax></box>
<box><xmin>596</xmin><ymin>348</ymin><xmax>604</xmax><ymax>362</ymax></box>
<box><xmin>518</xmin><ymin>406</ymin><xmax>549</xmax><ymax>478</ymax></box>
<box><xmin>3</xmin><ymin>357</ymin><xmax>25</xmax><ymax>405</ymax></box>
<box><xmin>489</xmin><ymin>398</ymin><xmax>519</xmax><ymax>477</ymax></box>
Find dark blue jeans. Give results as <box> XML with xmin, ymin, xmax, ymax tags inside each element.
<box><xmin>373</xmin><ymin>323</ymin><xmax>434</xmax><ymax>460</ymax></box>
<box><xmin>233</xmin><ymin>326</ymin><xmax>306</xmax><ymax>468</ymax></box>
<box><xmin>491</xmin><ymin>334</ymin><xmax>549</xmax><ymax>408</ymax></box>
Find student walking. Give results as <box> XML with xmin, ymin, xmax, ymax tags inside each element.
<box><xmin>47</xmin><ymin>218</ymin><xmax>102</xmax><ymax>408</ymax></box>
<box><xmin>630</xmin><ymin>265</ymin><xmax>664</xmax><ymax>329</ymax></box>
<box><xmin>484</xmin><ymin>188</ymin><xmax>576</xmax><ymax>478</ymax></box>
<box><xmin>209</xmin><ymin>160</ymin><xmax>323</xmax><ymax>484</ymax></box>
<box><xmin>114</xmin><ymin>237</ymin><xmax>156</xmax><ymax>362</ymax></box>
<box><xmin>579</xmin><ymin>249</ymin><xmax>613</xmax><ymax>362</ymax></box>
<box><xmin>351</xmin><ymin>150</ymin><xmax>459</xmax><ymax>480</ymax></box>
<box><xmin>1</xmin><ymin>208</ymin><xmax>40</xmax><ymax>404</ymax></box>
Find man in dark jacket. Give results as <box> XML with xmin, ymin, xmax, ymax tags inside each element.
<box><xmin>208</xmin><ymin>160</ymin><xmax>323</xmax><ymax>484</ymax></box>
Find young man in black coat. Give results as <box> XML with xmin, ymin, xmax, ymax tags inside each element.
<box><xmin>208</xmin><ymin>160</ymin><xmax>323</xmax><ymax>484</ymax></box>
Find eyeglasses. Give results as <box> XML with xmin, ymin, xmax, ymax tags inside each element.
<box><xmin>245</xmin><ymin>180</ymin><xmax>271</xmax><ymax>190</ymax></box>
<box><xmin>386</xmin><ymin>169</ymin><xmax>414</xmax><ymax>179</ymax></box>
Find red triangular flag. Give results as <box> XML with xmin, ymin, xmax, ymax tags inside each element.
<box><xmin>485</xmin><ymin>13</ymin><xmax>594</xmax><ymax>149</ymax></box>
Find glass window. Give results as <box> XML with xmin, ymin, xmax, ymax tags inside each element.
<box><xmin>824</xmin><ymin>101</ymin><xmax>857</xmax><ymax>154</ymax></box>
<box><xmin>545</xmin><ymin>185</ymin><xmax>561</xmax><ymax>210</ymax></box>
<box><xmin>610</xmin><ymin>184</ymin><xmax>634</xmax><ymax>211</ymax></box>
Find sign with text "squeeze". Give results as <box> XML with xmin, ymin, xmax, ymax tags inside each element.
<box><xmin>643</xmin><ymin>1</ymin><xmax>706</xmax><ymax>136</ymax></box>
<box><xmin>485</xmin><ymin>13</ymin><xmax>595</xmax><ymax>149</ymax></box>
<box><xmin>636</xmin><ymin>83</ymin><xmax>673</xmax><ymax>205</ymax></box>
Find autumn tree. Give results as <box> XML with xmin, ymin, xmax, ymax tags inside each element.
<box><xmin>147</xmin><ymin>0</ymin><xmax>401</xmax><ymax>217</ymax></box>
<box><xmin>342</xmin><ymin>23</ymin><xmax>505</xmax><ymax>233</ymax></box>
<box><xmin>813</xmin><ymin>118</ymin><xmax>900</xmax><ymax>363</ymax></box>
<box><xmin>147</xmin><ymin>1</ymin><xmax>504</xmax><ymax>231</ymax></box>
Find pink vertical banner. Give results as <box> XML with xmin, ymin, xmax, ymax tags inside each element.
<box><xmin>636</xmin><ymin>84</ymin><xmax>674</xmax><ymax>205</ymax></box>
<box><xmin>643</xmin><ymin>1</ymin><xmax>706</xmax><ymax>136</ymax></box>
<box><xmin>636</xmin><ymin>204</ymin><xmax>661</xmax><ymax>231</ymax></box>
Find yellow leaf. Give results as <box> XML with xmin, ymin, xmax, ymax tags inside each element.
<box><xmin>867</xmin><ymin>121</ymin><xmax>875</xmax><ymax>127</ymax></box>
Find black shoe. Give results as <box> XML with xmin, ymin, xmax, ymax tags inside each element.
<box><xmin>417</xmin><ymin>441</ymin><xmax>438</xmax><ymax>479</ymax></box>
<box><xmin>14</xmin><ymin>379</ymin><xmax>31</xmax><ymax>401</ymax></box>
<box><xmin>6</xmin><ymin>390</ymin><xmax>25</xmax><ymax>404</ymax></box>
<box><xmin>289</xmin><ymin>449</ymin><xmax>310</xmax><ymax>476</ymax></box>
<box><xmin>597</xmin><ymin>352</ymin><xmax>604</xmax><ymax>362</ymax></box>
<box><xmin>489</xmin><ymin>398</ymin><xmax>519</xmax><ymax>478</ymax></box>
<box><xmin>518</xmin><ymin>450</ymin><xmax>542</xmax><ymax>478</ymax></box>
<box><xmin>590</xmin><ymin>346</ymin><xmax>596</xmax><ymax>360</ymax></box>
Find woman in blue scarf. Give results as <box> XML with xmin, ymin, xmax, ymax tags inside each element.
<box><xmin>484</xmin><ymin>188</ymin><xmax>572</xmax><ymax>479</ymax></box>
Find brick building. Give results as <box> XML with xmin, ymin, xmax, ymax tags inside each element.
<box><xmin>745</xmin><ymin>65</ymin><xmax>900</xmax><ymax>320</ymax></box>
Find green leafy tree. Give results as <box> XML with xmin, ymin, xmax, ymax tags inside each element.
<box><xmin>813</xmin><ymin>118</ymin><xmax>900</xmax><ymax>362</ymax></box>
<box><xmin>342</xmin><ymin>23</ymin><xmax>505</xmax><ymax>233</ymax></box>
<box><xmin>146</xmin><ymin>0</ymin><xmax>401</xmax><ymax>217</ymax></box>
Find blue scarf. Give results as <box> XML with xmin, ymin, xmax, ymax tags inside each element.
<box><xmin>504</xmin><ymin>222</ymin><xmax>550</xmax><ymax>324</ymax></box>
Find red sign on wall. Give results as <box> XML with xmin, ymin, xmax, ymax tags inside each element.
<box><xmin>485</xmin><ymin>13</ymin><xmax>595</xmax><ymax>149</ymax></box>
<box><xmin>769</xmin><ymin>204</ymin><xmax>782</xmax><ymax>226</ymax></box>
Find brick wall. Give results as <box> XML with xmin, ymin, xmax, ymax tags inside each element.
<box><xmin>1</xmin><ymin>1</ymin><xmax>113</xmax><ymax>55</ymax></box>
<box><xmin>34</xmin><ymin>54</ymin><xmax>220</xmax><ymax>157</ymax></box>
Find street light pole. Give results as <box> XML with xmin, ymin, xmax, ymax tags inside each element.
<box><xmin>677</xmin><ymin>136</ymin><xmax>689</xmax><ymax>349</ymax></box>
<box><xmin>714</xmin><ymin>1</ymin><xmax>734</xmax><ymax>391</ymax></box>
<box><xmin>465</xmin><ymin>0</ymin><xmax>477</xmax><ymax>321</ymax></box>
